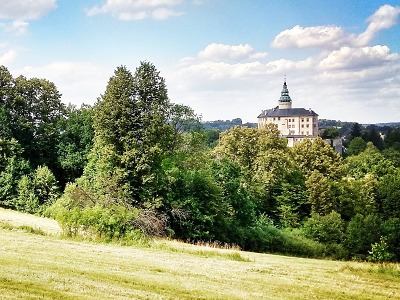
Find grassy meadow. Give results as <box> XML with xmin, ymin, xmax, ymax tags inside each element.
<box><xmin>0</xmin><ymin>208</ymin><xmax>399</xmax><ymax>300</ymax></box>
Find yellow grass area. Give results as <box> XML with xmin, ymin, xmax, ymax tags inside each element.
<box><xmin>0</xmin><ymin>208</ymin><xmax>399</xmax><ymax>299</ymax></box>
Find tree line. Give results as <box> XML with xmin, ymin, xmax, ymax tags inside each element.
<box><xmin>0</xmin><ymin>63</ymin><xmax>399</xmax><ymax>262</ymax></box>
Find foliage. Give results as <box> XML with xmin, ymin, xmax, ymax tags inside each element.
<box><xmin>368</xmin><ymin>236</ymin><xmax>394</xmax><ymax>263</ymax></box>
<box><xmin>292</xmin><ymin>137</ymin><xmax>344</xmax><ymax>180</ymax></box>
<box><xmin>1</xmin><ymin>62</ymin><xmax>400</xmax><ymax>261</ymax></box>
<box><xmin>275</xmin><ymin>180</ymin><xmax>308</xmax><ymax>227</ymax></box>
<box><xmin>303</xmin><ymin>211</ymin><xmax>345</xmax><ymax>244</ymax></box>
<box><xmin>0</xmin><ymin>138</ymin><xmax>30</xmax><ymax>207</ymax></box>
<box><xmin>305</xmin><ymin>170</ymin><xmax>335</xmax><ymax>215</ymax></box>
<box><xmin>345</xmin><ymin>137</ymin><xmax>367</xmax><ymax>157</ymax></box>
<box><xmin>48</xmin><ymin>183</ymin><xmax>155</xmax><ymax>241</ymax></box>
<box><xmin>382</xmin><ymin>218</ymin><xmax>400</xmax><ymax>261</ymax></box>
<box><xmin>349</xmin><ymin>122</ymin><xmax>363</xmax><ymax>141</ymax></box>
<box><xmin>377</xmin><ymin>169</ymin><xmax>400</xmax><ymax>219</ymax></box>
<box><xmin>14</xmin><ymin>166</ymin><xmax>59</xmax><ymax>214</ymax></box>
<box><xmin>345</xmin><ymin>214</ymin><xmax>382</xmax><ymax>259</ymax></box>
<box><xmin>383</xmin><ymin>127</ymin><xmax>400</xmax><ymax>150</ymax></box>
<box><xmin>90</xmin><ymin>63</ymin><xmax>174</xmax><ymax>208</ymax></box>
<box><xmin>345</xmin><ymin>142</ymin><xmax>394</xmax><ymax>179</ymax></box>
<box><xmin>321</xmin><ymin>127</ymin><xmax>339</xmax><ymax>139</ymax></box>
<box><xmin>57</xmin><ymin>104</ymin><xmax>94</xmax><ymax>185</ymax></box>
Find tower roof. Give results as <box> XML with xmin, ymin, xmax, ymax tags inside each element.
<box><xmin>279</xmin><ymin>80</ymin><xmax>292</xmax><ymax>103</ymax></box>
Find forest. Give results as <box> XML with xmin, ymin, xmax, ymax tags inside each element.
<box><xmin>0</xmin><ymin>62</ymin><xmax>399</xmax><ymax>262</ymax></box>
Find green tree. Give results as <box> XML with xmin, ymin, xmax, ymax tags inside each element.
<box><xmin>215</xmin><ymin>125</ymin><xmax>291</xmax><ymax>217</ymax></box>
<box><xmin>321</xmin><ymin>127</ymin><xmax>339</xmax><ymax>139</ymax></box>
<box><xmin>335</xmin><ymin>176</ymin><xmax>378</xmax><ymax>221</ymax></box>
<box><xmin>349</xmin><ymin>122</ymin><xmax>363</xmax><ymax>141</ymax></box>
<box><xmin>377</xmin><ymin>169</ymin><xmax>400</xmax><ymax>219</ymax></box>
<box><xmin>382</xmin><ymin>148</ymin><xmax>400</xmax><ymax>167</ymax></box>
<box><xmin>346</xmin><ymin>142</ymin><xmax>394</xmax><ymax>179</ymax></box>
<box><xmin>275</xmin><ymin>181</ymin><xmax>308</xmax><ymax>228</ymax></box>
<box><xmin>362</xmin><ymin>125</ymin><xmax>383</xmax><ymax>150</ymax></box>
<box><xmin>292</xmin><ymin>137</ymin><xmax>344</xmax><ymax>180</ymax></box>
<box><xmin>303</xmin><ymin>211</ymin><xmax>345</xmax><ymax>244</ymax></box>
<box><xmin>383</xmin><ymin>128</ymin><xmax>400</xmax><ymax>150</ymax></box>
<box><xmin>345</xmin><ymin>137</ymin><xmax>367</xmax><ymax>157</ymax></box>
<box><xmin>87</xmin><ymin>63</ymin><xmax>174</xmax><ymax>208</ymax></box>
<box><xmin>345</xmin><ymin>214</ymin><xmax>382</xmax><ymax>259</ymax></box>
<box><xmin>305</xmin><ymin>170</ymin><xmax>335</xmax><ymax>215</ymax></box>
<box><xmin>0</xmin><ymin>138</ymin><xmax>30</xmax><ymax>207</ymax></box>
<box><xmin>15</xmin><ymin>165</ymin><xmax>59</xmax><ymax>213</ymax></box>
<box><xmin>57</xmin><ymin>104</ymin><xmax>94</xmax><ymax>185</ymax></box>
<box><xmin>3</xmin><ymin>74</ymin><xmax>67</xmax><ymax>180</ymax></box>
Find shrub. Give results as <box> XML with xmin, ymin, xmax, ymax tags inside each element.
<box><xmin>14</xmin><ymin>166</ymin><xmax>59</xmax><ymax>214</ymax></box>
<box><xmin>345</xmin><ymin>214</ymin><xmax>382</xmax><ymax>259</ymax></box>
<box><xmin>303</xmin><ymin>211</ymin><xmax>345</xmax><ymax>244</ymax></box>
<box><xmin>48</xmin><ymin>183</ymin><xmax>166</xmax><ymax>243</ymax></box>
<box><xmin>368</xmin><ymin>236</ymin><xmax>394</xmax><ymax>263</ymax></box>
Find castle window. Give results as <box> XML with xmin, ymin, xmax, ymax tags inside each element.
<box><xmin>278</xmin><ymin>117</ymin><xmax>281</xmax><ymax>121</ymax></box>
<box><xmin>307</xmin><ymin>118</ymin><xmax>309</xmax><ymax>122</ymax></box>
<box><xmin>292</xmin><ymin>119</ymin><xmax>294</xmax><ymax>122</ymax></box>
<box><xmin>306</xmin><ymin>124</ymin><xmax>309</xmax><ymax>128</ymax></box>
<box><xmin>301</xmin><ymin>124</ymin><xmax>304</xmax><ymax>128</ymax></box>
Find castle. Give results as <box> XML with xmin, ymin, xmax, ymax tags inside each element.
<box><xmin>257</xmin><ymin>80</ymin><xmax>319</xmax><ymax>147</ymax></box>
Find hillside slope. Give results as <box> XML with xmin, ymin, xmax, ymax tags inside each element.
<box><xmin>0</xmin><ymin>209</ymin><xmax>399</xmax><ymax>299</ymax></box>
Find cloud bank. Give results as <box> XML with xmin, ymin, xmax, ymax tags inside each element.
<box><xmin>87</xmin><ymin>0</ymin><xmax>185</xmax><ymax>20</ymax></box>
<box><xmin>0</xmin><ymin>0</ymin><xmax>56</xmax><ymax>36</ymax></box>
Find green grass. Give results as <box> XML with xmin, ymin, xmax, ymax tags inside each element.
<box><xmin>0</xmin><ymin>208</ymin><xmax>399</xmax><ymax>299</ymax></box>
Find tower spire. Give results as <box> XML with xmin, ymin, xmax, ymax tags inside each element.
<box><xmin>278</xmin><ymin>78</ymin><xmax>292</xmax><ymax>109</ymax></box>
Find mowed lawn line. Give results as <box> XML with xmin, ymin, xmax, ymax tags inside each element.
<box><xmin>0</xmin><ymin>229</ymin><xmax>399</xmax><ymax>300</ymax></box>
<box><xmin>0</xmin><ymin>207</ymin><xmax>61</xmax><ymax>235</ymax></box>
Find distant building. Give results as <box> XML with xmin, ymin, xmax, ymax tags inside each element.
<box><xmin>258</xmin><ymin>80</ymin><xmax>319</xmax><ymax>147</ymax></box>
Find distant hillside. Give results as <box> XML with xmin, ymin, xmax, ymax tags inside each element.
<box><xmin>202</xmin><ymin>118</ymin><xmax>400</xmax><ymax>133</ymax></box>
<box><xmin>202</xmin><ymin>118</ymin><xmax>257</xmax><ymax>131</ymax></box>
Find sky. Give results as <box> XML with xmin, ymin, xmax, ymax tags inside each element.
<box><xmin>0</xmin><ymin>0</ymin><xmax>399</xmax><ymax>124</ymax></box>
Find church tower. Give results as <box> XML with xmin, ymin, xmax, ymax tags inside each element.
<box><xmin>278</xmin><ymin>80</ymin><xmax>292</xmax><ymax>109</ymax></box>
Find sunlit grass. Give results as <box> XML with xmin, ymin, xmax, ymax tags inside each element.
<box><xmin>0</xmin><ymin>208</ymin><xmax>399</xmax><ymax>299</ymax></box>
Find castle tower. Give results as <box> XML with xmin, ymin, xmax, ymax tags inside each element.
<box><xmin>278</xmin><ymin>80</ymin><xmax>292</xmax><ymax>109</ymax></box>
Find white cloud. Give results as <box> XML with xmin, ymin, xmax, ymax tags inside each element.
<box><xmin>0</xmin><ymin>0</ymin><xmax>56</xmax><ymax>35</ymax></box>
<box><xmin>272</xmin><ymin>5</ymin><xmax>400</xmax><ymax>49</ymax></box>
<box><xmin>0</xmin><ymin>50</ymin><xmax>18</xmax><ymax>65</ymax></box>
<box><xmin>0</xmin><ymin>0</ymin><xmax>56</xmax><ymax>20</ymax></box>
<box><xmin>87</xmin><ymin>0</ymin><xmax>185</xmax><ymax>20</ymax></box>
<box><xmin>197</xmin><ymin>43</ymin><xmax>268</xmax><ymax>62</ymax></box>
<box><xmin>319</xmin><ymin>45</ymin><xmax>400</xmax><ymax>70</ymax></box>
<box><xmin>16</xmin><ymin>62</ymin><xmax>111</xmax><ymax>106</ymax></box>
<box><xmin>356</xmin><ymin>5</ymin><xmax>400</xmax><ymax>46</ymax></box>
<box><xmin>272</xmin><ymin>25</ymin><xmax>347</xmax><ymax>49</ymax></box>
<box><xmin>4</xmin><ymin>20</ymin><xmax>29</xmax><ymax>36</ymax></box>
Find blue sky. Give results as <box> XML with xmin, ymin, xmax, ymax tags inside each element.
<box><xmin>0</xmin><ymin>0</ymin><xmax>399</xmax><ymax>123</ymax></box>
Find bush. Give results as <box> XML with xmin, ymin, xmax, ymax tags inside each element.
<box><xmin>382</xmin><ymin>218</ymin><xmax>400</xmax><ymax>261</ymax></box>
<box><xmin>241</xmin><ymin>216</ymin><xmax>327</xmax><ymax>258</ymax></box>
<box><xmin>368</xmin><ymin>236</ymin><xmax>394</xmax><ymax>263</ymax></box>
<box><xmin>48</xmin><ymin>183</ymin><xmax>166</xmax><ymax>243</ymax></box>
<box><xmin>345</xmin><ymin>214</ymin><xmax>382</xmax><ymax>260</ymax></box>
<box><xmin>303</xmin><ymin>211</ymin><xmax>345</xmax><ymax>244</ymax></box>
<box><xmin>14</xmin><ymin>166</ymin><xmax>59</xmax><ymax>214</ymax></box>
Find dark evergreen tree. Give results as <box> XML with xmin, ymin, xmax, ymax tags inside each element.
<box><xmin>349</xmin><ymin>122</ymin><xmax>363</xmax><ymax>141</ymax></box>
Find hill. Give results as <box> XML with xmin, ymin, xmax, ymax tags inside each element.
<box><xmin>0</xmin><ymin>208</ymin><xmax>399</xmax><ymax>299</ymax></box>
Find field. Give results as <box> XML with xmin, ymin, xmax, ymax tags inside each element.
<box><xmin>0</xmin><ymin>208</ymin><xmax>399</xmax><ymax>299</ymax></box>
